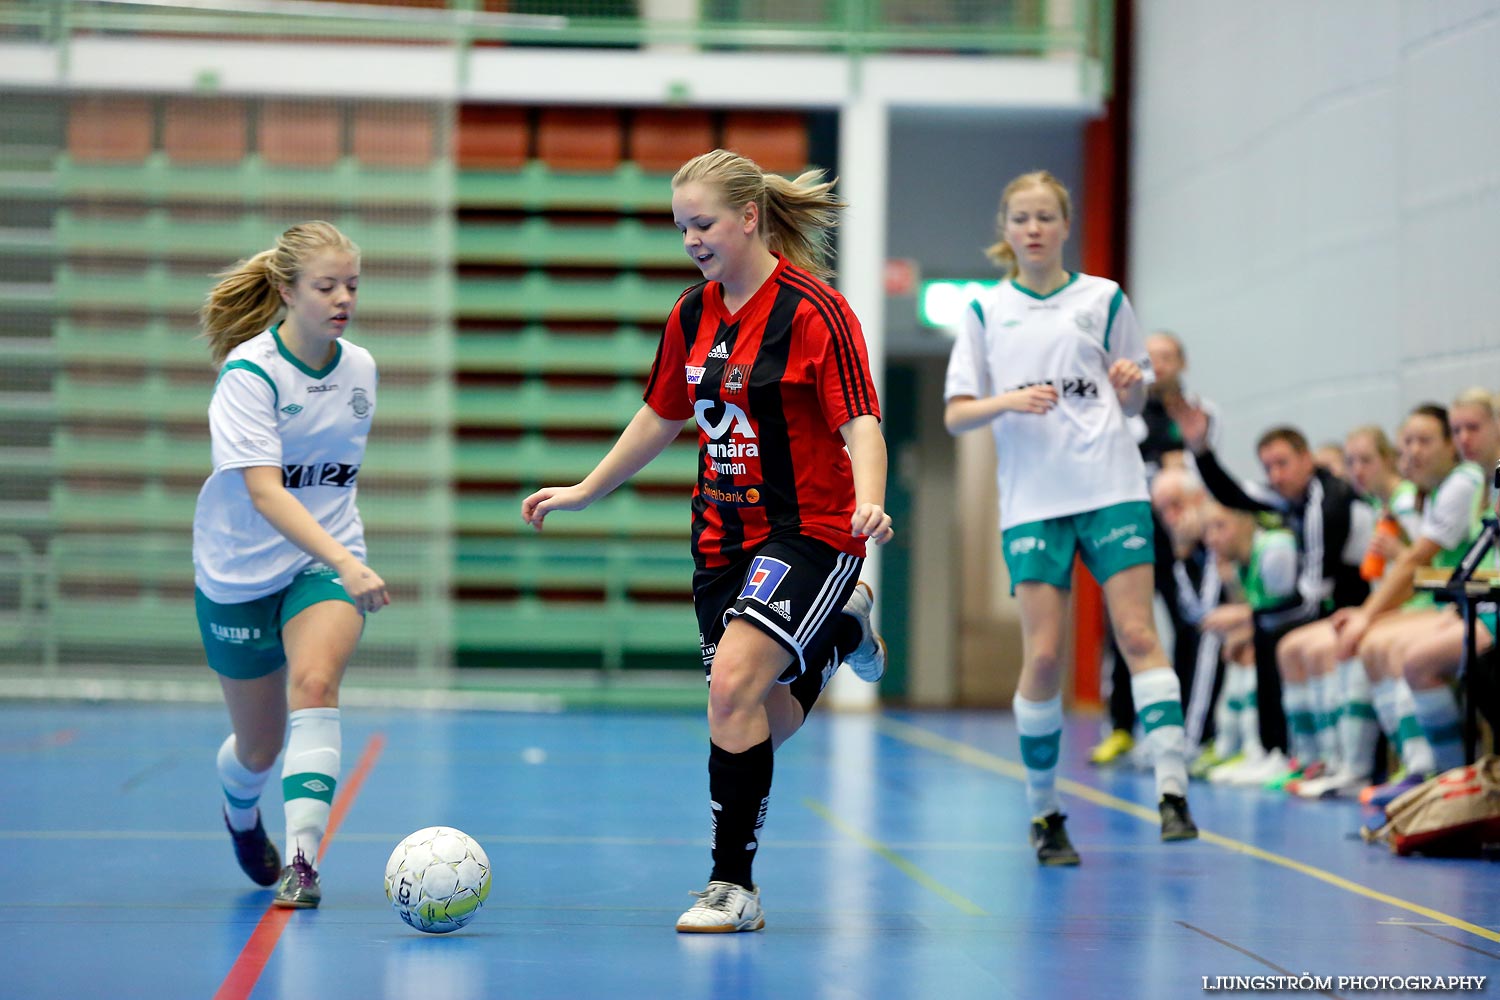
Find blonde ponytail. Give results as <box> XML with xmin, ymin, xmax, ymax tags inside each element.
<box><xmin>199</xmin><ymin>221</ymin><xmax>359</xmax><ymax>365</ymax></box>
<box><xmin>673</xmin><ymin>149</ymin><xmax>846</xmax><ymax>282</ymax></box>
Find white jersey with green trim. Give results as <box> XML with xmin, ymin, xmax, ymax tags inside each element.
<box><xmin>1420</xmin><ymin>461</ymin><xmax>1486</xmax><ymax>566</ymax></box>
<box><xmin>192</xmin><ymin>325</ymin><xmax>378</xmax><ymax>603</ymax></box>
<box><xmin>943</xmin><ymin>272</ymin><xmax>1152</xmax><ymax>529</ymax></box>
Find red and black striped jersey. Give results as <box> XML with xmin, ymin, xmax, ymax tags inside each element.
<box><xmin>643</xmin><ymin>254</ymin><xmax>881</xmax><ymax>569</ymax></box>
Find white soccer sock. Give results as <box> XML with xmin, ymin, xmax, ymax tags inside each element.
<box><xmin>1409</xmin><ymin>684</ymin><xmax>1464</xmax><ymax>772</ymax></box>
<box><xmin>217</xmin><ymin>734</ymin><xmax>274</xmax><ymax>833</ymax></box>
<box><xmin>282</xmin><ymin>707</ymin><xmax>341</xmax><ymax>862</ymax></box>
<box><xmin>1314</xmin><ymin>669</ymin><xmax>1343</xmax><ymax>769</ymax></box>
<box><xmin>1389</xmin><ymin>679</ymin><xmax>1435</xmax><ymax>776</ymax></box>
<box><xmin>1337</xmin><ymin>659</ymin><xmax>1378</xmax><ymax>780</ymax></box>
<box><xmin>1232</xmin><ymin>664</ymin><xmax>1264</xmax><ymax>756</ymax></box>
<box><xmin>1131</xmin><ymin>667</ymin><xmax>1188</xmax><ymax>798</ymax></box>
<box><xmin>1212</xmin><ymin>672</ymin><xmax>1241</xmax><ymax>759</ymax></box>
<box><xmin>1283</xmin><ymin>679</ymin><xmax>1319</xmax><ymax>764</ymax></box>
<box><xmin>1013</xmin><ymin>693</ymin><xmax>1063</xmax><ymax>819</ymax></box>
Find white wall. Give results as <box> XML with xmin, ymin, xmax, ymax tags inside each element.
<box><xmin>1130</xmin><ymin>0</ymin><xmax>1500</xmax><ymax>473</ymax></box>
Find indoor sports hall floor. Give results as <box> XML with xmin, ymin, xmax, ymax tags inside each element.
<box><xmin>2</xmin><ymin>701</ymin><xmax>1496</xmax><ymax>1000</ymax></box>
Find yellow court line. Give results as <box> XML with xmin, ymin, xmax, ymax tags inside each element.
<box><xmin>878</xmin><ymin>717</ymin><xmax>1500</xmax><ymax>945</ymax></box>
<box><xmin>800</xmin><ymin>797</ymin><xmax>989</xmax><ymax>916</ymax></box>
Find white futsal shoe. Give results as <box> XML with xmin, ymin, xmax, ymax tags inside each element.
<box><xmin>675</xmin><ymin>881</ymin><xmax>765</xmax><ymax>933</ymax></box>
<box><xmin>840</xmin><ymin>581</ymin><xmax>887</xmax><ymax>683</ymax></box>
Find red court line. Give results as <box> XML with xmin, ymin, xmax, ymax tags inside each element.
<box><xmin>213</xmin><ymin>732</ymin><xmax>386</xmax><ymax>1000</ymax></box>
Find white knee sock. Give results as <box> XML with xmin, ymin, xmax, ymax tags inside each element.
<box><xmin>1212</xmin><ymin>672</ymin><xmax>1241</xmax><ymax>759</ymax></box>
<box><xmin>282</xmin><ymin>707</ymin><xmax>341</xmax><ymax>862</ymax></box>
<box><xmin>1013</xmin><ymin>693</ymin><xmax>1063</xmax><ymax>819</ymax></box>
<box><xmin>1409</xmin><ymin>685</ymin><xmax>1464</xmax><ymax>772</ymax></box>
<box><xmin>218</xmin><ymin>734</ymin><xmax>274</xmax><ymax>833</ymax></box>
<box><xmin>1388</xmin><ymin>679</ymin><xmax>1435</xmax><ymax>777</ymax></box>
<box><xmin>1337</xmin><ymin>659</ymin><xmax>1379</xmax><ymax>780</ymax></box>
<box><xmin>1232</xmin><ymin>664</ymin><xmax>1264</xmax><ymax>756</ymax></box>
<box><xmin>1283</xmin><ymin>679</ymin><xmax>1318</xmax><ymax>764</ymax></box>
<box><xmin>1131</xmin><ymin>667</ymin><xmax>1188</xmax><ymax>798</ymax></box>
<box><xmin>1314</xmin><ymin>669</ymin><xmax>1344</xmax><ymax>769</ymax></box>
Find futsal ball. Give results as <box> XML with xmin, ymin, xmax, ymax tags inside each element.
<box><xmin>384</xmin><ymin>826</ymin><xmax>492</xmax><ymax>934</ymax></box>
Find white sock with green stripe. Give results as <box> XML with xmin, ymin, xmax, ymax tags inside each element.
<box><xmin>1212</xmin><ymin>674</ymin><xmax>1241</xmax><ymax>758</ymax></box>
<box><xmin>283</xmin><ymin>707</ymin><xmax>341</xmax><ymax>861</ymax></box>
<box><xmin>1231</xmin><ymin>664</ymin><xmax>1263</xmax><ymax>756</ymax></box>
<box><xmin>1314</xmin><ymin>669</ymin><xmax>1343</xmax><ymax>769</ymax></box>
<box><xmin>1383</xmin><ymin>678</ymin><xmax>1435</xmax><ymax>777</ymax></box>
<box><xmin>218</xmin><ymin>734</ymin><xmax>273</xmax><ymax>834</ymax></box>
<box><xmin>1409</xmin><ymin>684</ymin><xmax>1464</xmax><ymax>772</ymax></box>
<box><xmin>1013</xmin><ymin>692</ymin><xmax>1063</xmax><ymax>818</ymax></box>
<box><xmin>1131</xmin><ymin>667</ymin><xmax>1187</xmax><ymax>798</ymax></box>
<box><xmin>1337</xmin><ymin>659</ymin><xmax>1378</xmax><ymax>780</ymax></box>
<box><xmin>1283</xmin><ymin>679</ymin><xmax>1318</xmax><ymax>765</ymax></box>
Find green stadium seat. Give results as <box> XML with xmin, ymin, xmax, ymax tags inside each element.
<box><xmin>455</xmin><ymin>489</ymin><xmax>687</xmax><ymax>537</ymax></box>
<box><xmin>455</xmin><ymin>162</ymin><xmax>673</xmax><ymax>212</ymax></box>
<box><xmin>455</xmin><ymin>536</ymin><xmax>691</xmax><ymax>593</ymax></box>
<box><xmin>455</xmin><ymin>271</ymin><xmax>689</xmax><ymax>322</ymax></box>
<box><xmin>454</xmin><ymin>600</ymin><xmax>697</xmax><ymax>656</ymax></box>
<box><xmin>454</xmin><ymin>380</ymin><xmax>643</xmax><ymax>429</ymax></box>
<box><xmin>455</xmin><ymin>325</ymin><xmax>656</xmax><ymax>376</ymax></box>
<box><xmin>455</xmin><ymin>217</ymin><xmax>688</xmax><ymax>269</ymax></box>
<box><xmin>454</xmin><ymin>435</ymin><xmax>696</xmax><ymax>485</ymax></box>
<box><xmin>52</xmin><ymin>483</ymin><xmax>447</xmax><ymax>535</ymax></box>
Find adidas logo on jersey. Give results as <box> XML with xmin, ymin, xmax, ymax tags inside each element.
<box><xmin>768</xmin><ymin>599</ymin><xmax>792</xmax><ymax>621</ymax></box>
<box><xmin>707</xmin><ymin>342</ymin><xmax>731</xmax><ymax>360</ymax></box>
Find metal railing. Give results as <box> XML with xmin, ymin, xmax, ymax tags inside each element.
<box><xmin>3</xmin><ymin>0</ymin><xmax>1111</xmax><ymax>67</ymax></box>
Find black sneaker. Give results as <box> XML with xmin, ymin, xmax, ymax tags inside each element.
<box><xmin>272</xmin><ymin>848</ymin><xmax>321</xmax><ymax>908</ymax></box>
<box><xmin>1159</xmin><ymin>793</ymin><xmax>1199</xmax><ymax>842</ymax></box>
<box><xmin>224</xmin><ymin>807</ymin><xmax>281</xmax><ymax>887</ymax></box>
<box><xmin>1029</xmin><ymin>812</ymin><xmax>1081</xmax><ymax>866</ymax></box>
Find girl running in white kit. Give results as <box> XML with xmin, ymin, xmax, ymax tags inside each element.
<box><xmin>195</xmin><ymin>221</ymin><xmax>387</xmax><ymax>908</ymax></box>
<box><xmin>943</xmin><ymin>170</ymin><xmax>1197</xmax><ymax>864</ymax></box>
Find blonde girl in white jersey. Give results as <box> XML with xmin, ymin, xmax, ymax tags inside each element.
<box><xmin>943</xmin><ymin>171</ymin><xmax>1197</xmax><ymax>864</ymax></box>
<box><xmin>195</xmin><ymin>221</ymin><xmax>388</xmax><ymax>909</ymax></box>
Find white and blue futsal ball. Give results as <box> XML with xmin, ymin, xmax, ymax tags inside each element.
<box><xmin>385</xmin><ymin>826</ymin><xmax>492</xmax><ymax>934</ymax></box>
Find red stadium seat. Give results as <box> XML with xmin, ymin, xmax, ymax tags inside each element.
<box><xmin>66</xmin><ymin>96</ymin><xmax>154</xmax><ymax>163</ymax></box>
<box><xmin>721</xmin><ymin>111</ymin><xmax>807</xmax><ymax>174</ymax></box>
<box><xmin>630</xmin><ymin>109</ymin><xmax>714</xmax><ymax>173</ymax></box>
<box><xmin>457</xmin><ymin>105</ymin><xmax>530</xmax><ymax>170</ymax></box>
<box><xmin>352</xmin><ymin>102</ymin><xmax>436</xmax><ymax>168</ymax></box>
<box><xmin>537</xmin><ymin>108</ymin><xmax>623</xmax><ymax>173</ymax></box>
<box><xmin>162</xmin><ymin>98</ymin><xmax>249</xmax><ymax>165</ymax></box>
<box><xmin>260</xmin><ymin>100</ymin><xmax>343</xmax><ymax>168</ymax></box>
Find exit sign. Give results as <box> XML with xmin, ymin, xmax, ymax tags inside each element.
<box><xmin>918</xmin><ymin>280</ymin><xmax>1001</xmax><ymax>330</ymax></box>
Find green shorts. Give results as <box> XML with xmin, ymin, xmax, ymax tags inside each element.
<box><xmin>195</xmin><ymin>566</ymin><xmax>355</xmax><ymax>680</ymax></box>
<box><xmin>1000</xmin><ymin>500</ymin><xmax>1156</xmax><ymax>593</ymax></box>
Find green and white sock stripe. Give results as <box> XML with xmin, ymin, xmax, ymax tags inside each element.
<box><xmin>283</xmin><ymin>772</ymin><xmax>337</xmax><ymax>805</ymax></box>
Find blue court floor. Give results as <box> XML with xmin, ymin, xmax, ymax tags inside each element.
<box><xmin>1</xmin><ymin>701</ymin><xmax>1495</xmax><ymax>1000</ymax></box>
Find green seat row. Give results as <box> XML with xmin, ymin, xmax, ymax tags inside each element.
<box><xmin>51</xmin><ymin>482</ymin><xmax>449</xmax><ymax>534</ymax></box>
<box><xmin>455</xmin><ymin>536</ymin><xmax>691</xmax><ymax>593</ymax></box>
<box><xmin>456</xmin><ymin>162</ymin><xmax>674</xmax><ymax>212</ymax></box>
<box><xmin>455</xmin><ymin>435</ymin><xmax>696</xmax><ymax>486</ymax></box>
<box><xmin>51</xmin><ymin>429</ymin><xmax>448</xmax><ymax>479</ymax></box>
<box><xmin>455</xmin><ymin>272</ymin><xmax>688</xmax><ymax>322</ymax></box>
<box><xmin>47</xmin><ymin>533</ymin><xmax>440</xmax><ymax>589</ymax></box>
<box><xmin>55</xmin><ymin>265</ymin><xmax>449</xmax><ymax>318</ymax></box>
<box><xmin>54</xmin><ymin>208</ymin><xmax>450</xmax><ymax>263</ymax></box>
<box><xmin>54</xmin><ymin>319</ymin><xmax>451</xmax><ymax>372</ymax></box>
<box><xmin>454</xmin><ymin>380</ymin><xmax>645</xmax><ymax>430</ymax></box>
<box><xmin>456</xmin><ymin>491</ymin><xmax>687</xmax><ymax>537</ymax></box>
<box><xmin>53</xmin><ymin>154</ymin><xmax>452</xmax><ymax>207</ymax></box>
<box><xmin>456</xmin><ymin>325</ymin><xmax>657</xmax><ymax>376</ymax></box>
<box><xmin>454</xmin><ymin>600</ymin><xmax>697</xmax><ymax>655</ymax></box>
<box><xmin>457</xmin><ymin>217</ymin><xmax>689</xmax><ymax>269</ymax></box>
<box><xmin>54</xmin><ymin>372</ymin><xmax>449</xmax><ymax>425</ymax></box>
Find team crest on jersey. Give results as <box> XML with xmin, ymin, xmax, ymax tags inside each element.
<box><xmin>737</xmin><ymin>556</ymin><xmax>790</xmax><ymax>603</ymax></box>
<box><xmin>349</xmin><ymin>387</ymin><xmax>371</xmax><ymax>418</ymax></box>
<box><xmin>685</xmin><ymin>365</ymin><xmax>705</xmax><ymax>385</ymax></box>
<box><xmin>722</xmin><ymin>364</ymin><xmax>749</xmax><ymax>394</ymax></box>
<box><xmin>1073</xmin><ymin>310</ymin><xmax>1099</xmax><ymax>333</ymax></box>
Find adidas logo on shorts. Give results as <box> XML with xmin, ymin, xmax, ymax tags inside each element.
<box><xmin>769</xmin><ymin>599</ymin><xmax>792</xmax><ymax>620</ymax></box>
<box><xmin>707</xmin><ymin>342</ymin><xmax>731</xmax><ymax>359</ymax></box>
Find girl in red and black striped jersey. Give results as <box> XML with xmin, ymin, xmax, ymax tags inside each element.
<box><xmin>522</xmin><ymin>149</ymin><xmax>893</xmax><ymax>933</ymax></box>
